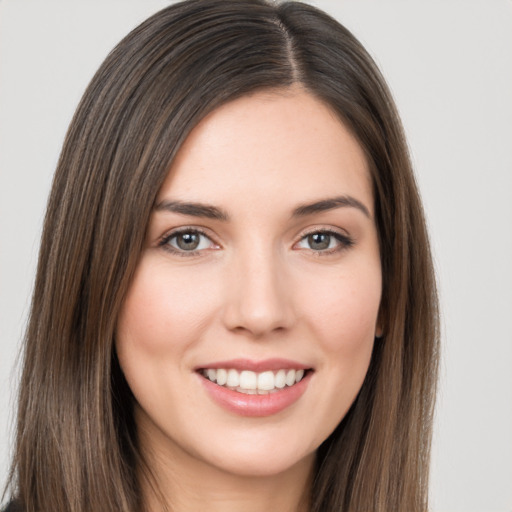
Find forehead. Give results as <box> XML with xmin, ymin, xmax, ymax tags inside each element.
<box><xmin>158</xmin><ymin>88</ymin><xmax>373</xmax><ymax>215</ymax></box>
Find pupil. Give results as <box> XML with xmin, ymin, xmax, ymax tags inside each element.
<box><xmin>177</xmin><ymin>233</ymin><xmax>199</xmax><ymax>250</ymax></box>
<box><xmin>309</xmin><ymin>233</ymin><xmax>330</xmax><ymax>250</ymax></box>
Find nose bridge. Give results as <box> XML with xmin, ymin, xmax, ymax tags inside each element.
<box><xmin>223</xmin><ymin>239</ymin><xmax>294</xmax><ymax>336</ymax></box>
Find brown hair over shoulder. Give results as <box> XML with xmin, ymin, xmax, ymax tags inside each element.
<box><xmin>6</xmin><ymin>1</ymin><xmax>439</xmax><ymax>511</ymax></box>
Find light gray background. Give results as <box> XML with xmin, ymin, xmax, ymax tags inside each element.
<box><xmin>1</xmin><ymin>1</ymin><xmax>511</xmax><ymax>511</ymax></box>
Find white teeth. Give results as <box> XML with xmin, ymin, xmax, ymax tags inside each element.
<box><xmin>275</xmin><ymin>369</ymin><xmax>286</xmax><ymax>389</ymax></box>
<box><xmin>285</xmin><ymin>369</ymin><xmax>296</xmax><ymax>386</ymax></box>
<box><xmin>216</xmin><ymin>368</ymin><xmax>227</xmax><ymax>386</ymax></box>
<box><xmin>201</xmin><ymin>367</ymin><xmax>307</xmax><ymax>393</ymax></box>
<box><xmin>226</xmin><ymin>369</ymin><xmax>239</xmax><ymax>387</ymax></box>
<box><xmin>239</xmin><ymin>370</ymin><xmax>257</xmax><ymax>390</ymax></box>
<box><xmin>257</xmin><ymin>371</ymin><xmax>275</xmax><ymax>391</ymax></box>
<box><xmin>236</xmin><ymin>387</ymin><xmax>257</xmax><ymax>395</ymax></box>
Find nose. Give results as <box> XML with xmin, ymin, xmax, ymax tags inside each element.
<box><xmin>221</xmin><ymin>247</ymin><xmax>296</xmax><ymax>338</ymax></box>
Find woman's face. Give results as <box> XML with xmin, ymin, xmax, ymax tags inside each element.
<box><xmin>116</xmin><ymin>88</ymin><xmax>382</xmax><ymax>479</ymax></box>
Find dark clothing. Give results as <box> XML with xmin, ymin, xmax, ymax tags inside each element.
<box><xmin>3</xmin><ymin>502</ymin><xmax>21</xmax><ymax>512</ymax></box>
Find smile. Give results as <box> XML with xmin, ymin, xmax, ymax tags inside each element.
<box><xmin>196</xmin><ymin>360</ymin><xmax>313</xmax><ymax>417</ymax></box>
<box><xmin>200</xmin><ymin>368</ymin><xmax>306</xmax><ymax>394</ymax></box>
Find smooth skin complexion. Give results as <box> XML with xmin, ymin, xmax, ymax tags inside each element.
<box><xmin>116</xmin><ymin>88</ymin><xmax>382</xmax><ymax>512</ymax></box>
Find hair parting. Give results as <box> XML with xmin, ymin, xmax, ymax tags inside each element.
<box><xmin>5</xmin><ymin>1</ymin><xmax>439</xmax><ymax>511</ymax></box>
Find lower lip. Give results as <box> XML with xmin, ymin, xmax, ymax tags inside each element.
<box><xmin>198</xmin><ymin>372</ymin><xmax>311</xmax><ymax>417</ymax></box>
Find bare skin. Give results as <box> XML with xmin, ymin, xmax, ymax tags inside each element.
<box><xmin>139</xmin><ymin>417</ymin><xmax>314</xmax><ymax>512</ymax></box>
<box><xmin>117</xmin><ymin>87</ymin><xmax>381</xmax><ymax>511</ymax></box>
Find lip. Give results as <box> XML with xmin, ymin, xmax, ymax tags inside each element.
<box><xmin>196</xmin><ymin>360</ymin><xmax>313</xmax><ymax>417</ymax></box>
<box><xmin>196</xmin><ymin>358</ymin><xmax>311</xmax><ymax>372</ymax></box>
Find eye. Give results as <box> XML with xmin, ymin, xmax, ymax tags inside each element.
<box><xmin>159</xmin><ymin>228</ymin><xmax>218</xmax><ymax>255</ymax></box>
<box><xmin>295</xmin><ymin>230</ymin><xmax>353</xmax><ymax>253</ymax></box>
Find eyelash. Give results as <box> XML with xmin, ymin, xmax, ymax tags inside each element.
<box><xmin>295</xmin><ymin>229</ymin><xmax>354</xmax><ymax>256</ymax></box>
<box><xmin>158</xmin><ymin>228</ymin><xmax>216</xmax><ymax>257</ymax></box>
<box><xmin>158</xmin><ymin>227</ymin><xmax>354</xmax><ymax>257</ymax></box>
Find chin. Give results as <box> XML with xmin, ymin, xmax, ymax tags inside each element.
<box><xmin>204</xmin><ymin>444</ymin><xmax>316</xmax><ymax>479</ymax></box>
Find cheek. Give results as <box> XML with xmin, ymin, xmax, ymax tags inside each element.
<box><xmin>115</xmin><ymin>257</ymin><xmax>223</xmax><ymax>416</ymax></box>
<box><xmin>116</xmin><ymin>258</ymin><xmax>219</xmax><ymax>357</ymax></box>
<box><xmin>300</xmin><ymin>266</ymin><xmax>382</xmax><ymax>354</ymax></box>
<box><xmin>288</xmin><ymin>263</ymin><xmax>381</xmax><ymax>451</ymax></box>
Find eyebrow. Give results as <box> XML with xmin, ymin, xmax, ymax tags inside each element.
<box><xmin>292</xmin><ymin>195</ymin><xmax>371</xmax><ymax>219</ymax></box>
<box><xmin>154</xmin><ymin>195</ymin><xmax>371</xmax><ymax>222</ymax></box>
<box><xmin>154</xmin><ymin>199</ymin><xmax>230</xmax><ymax>221</ymax></box>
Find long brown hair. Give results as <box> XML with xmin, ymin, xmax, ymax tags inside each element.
<box><xmin>6</xmin><ymin>1</ymin><xmax>439</xmax><ymax>511</ymax></box>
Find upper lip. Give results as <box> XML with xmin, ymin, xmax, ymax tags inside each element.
<box><xmin>196</xmin><ymin>358</ymin><xmax>312</xmax><ymax>372</ymax></box>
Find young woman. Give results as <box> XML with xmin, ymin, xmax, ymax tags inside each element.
<box><xmin>4</xmin><ymin>1</ymin><xmax>439</xmax><ymax>511</ymax></box>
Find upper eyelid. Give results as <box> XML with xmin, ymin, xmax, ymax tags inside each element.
<box><xmin>157</xmin><ymin>228</ymin><xmax>221</xmax><ymax>258</ymax></box>
<box><xmin>293</xmin><ymin>226</ymin><xmax>355</xmax><ymax>250</ymax></box>
<box><xmin>160</xmin><ymin>226</ymin><xmax>217</xmax><ymax>242</ymax></box>
<box><xmin>157</xmin><ymin>227</ymin><xmax>221</xmax><ymax>254</ymax></box>
<box><xmin>296</xmin><ymin>225</ymin><xmax>352</xmax><ymax>239</ymax></box>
